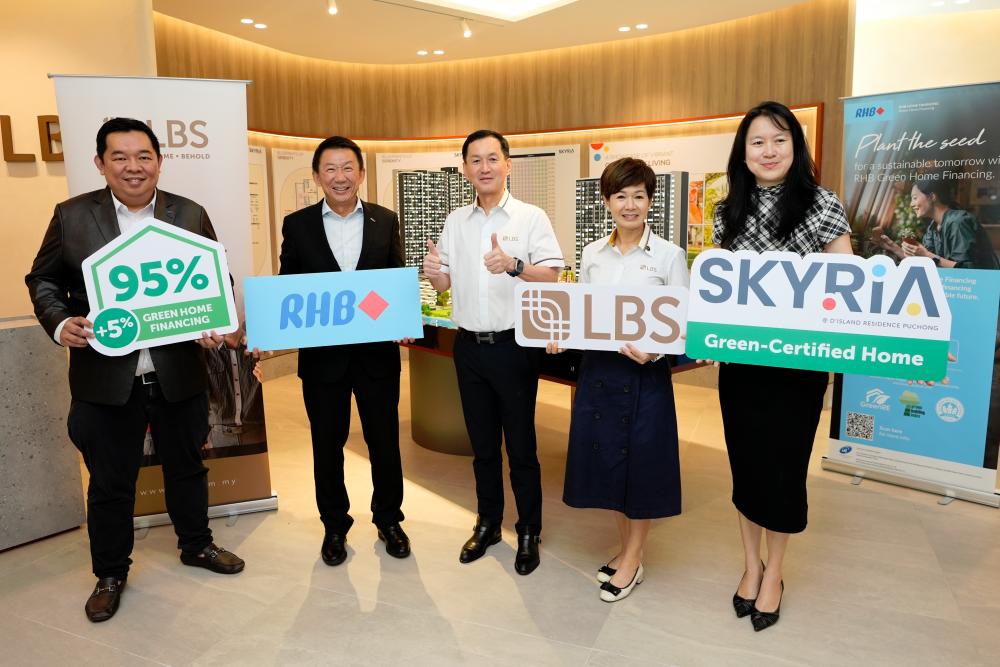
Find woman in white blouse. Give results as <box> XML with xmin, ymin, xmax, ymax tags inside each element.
<box><xmin>549</xmin><ymin>157</ymin><xmax>689</xmax><ymax>602</ymax></box>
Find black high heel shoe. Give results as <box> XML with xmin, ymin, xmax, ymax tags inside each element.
<box><xmin>750</xmin><ymin>580</ymin><xmax>783</xmax><ymax>632</ymax></box>
<box><xmin>732</xmin><ymin>560</ymin><xmax>764</xmax><ymax>618</ymax></box>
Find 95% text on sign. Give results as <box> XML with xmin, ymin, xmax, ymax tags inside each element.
<box><xmin>82</xmin><ymin>218</ymin><xmax>239</xmax><ymax>356</ymax></box>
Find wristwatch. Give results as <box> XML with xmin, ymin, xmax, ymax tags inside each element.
<box><xmin>507</xmin><ymin>257</ymin><xmax>525</xmax><ymax>277</ymax></box>
<box><xmin>931</xmin><ymin>255</ymin><xmax>941</xmax><ymax>267</ymax></box>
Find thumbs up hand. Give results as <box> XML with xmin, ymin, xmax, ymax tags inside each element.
<box><xmin>484</xmin><ymin>232</ymin><xmax>513</xmax><ymax>274</ymax></box>
<box><xmin>423</xmin><ymin>238</ymin><xmax>442</xmax><ymax>277</ymax></box>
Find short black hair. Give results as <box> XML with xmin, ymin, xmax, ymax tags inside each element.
<box><xmin>600</xmin><ymin>157</ymin><xmax>657</xmax><ymax>199</ymax></box>
<box><xmin>312</xmin><ymin>136</ymin><xmax>364</xmax><ymax>172</ymax></box>
<box><xmin>462</xmin><ymin>129</ymin><xmax>510</xmax><ymax>161</ymax></box>
<box><xmin>96</xmin><ymin>117</ymin><xmax>161</xmax><ymax>159</ymax></box>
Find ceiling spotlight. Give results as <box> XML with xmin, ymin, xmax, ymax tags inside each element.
<box><xmin>417</xmin><ymin>50</ymin><xmax>428</xmax><ymax>56</ymax></box>
<box><xmin>636</xmin><ymin>23</ymin><xmax>648</xmax><ymax>30</ymax></box>
<box><xmin>954</xmin><ymin>0</ymin><xmax>971</xmax><ymax>4</ymax></box>
<box><xmin>461</xmin><ymin>19</ymin><xmax>472</xmax><ymax>38</ymax></box>
<box><xmin>240</xmin><ymin>18</ymin><xmax>254</xmax><ymax>24</ymax></box>
<box><xmin>930</xmin><ymin>0</ymin><xmax>944</xmax><ymax>4</ymax></box>
<box><xmin>328</xmin><ymin>0</ymin><xmax>338</xmax><ymax>15</ymax></box>
<box><xmin>254</xmin><ymin>23</ymin><xmax>267</xmax><ymax>29</ymax></box>
<box><xmin>433</xmin><ymin>49</ymin><xmax>445</xmax><ymax>55</ymax></box>
<box><xmin>618</xmin><ymin>26</ymin><xmax>631</xmax><ymax>32</ymax></box>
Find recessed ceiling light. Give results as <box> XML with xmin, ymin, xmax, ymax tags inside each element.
<box><xmin>254</xmin><ymin>23</ymin><xmax>267</xmax><ymax>29</ymax></box>
<box><xmin>433</xmin><ymin>49</ymin><xmax>445</xmax><ymax>55</ymax></box>
<box><xmin>461</xmin><ymin>19</ymin><xmax>472</xmax><ymax>38</ymax></box>
<box><xmin>328</xmin><ymin>0</ymin><xmax>339</xmax><ymax>14</ymax></box>
<box><xmin>240</xmin><ymin>18</ymin><xmax>254</xmax><ymax>24</ymax></box>
<box><xmin>635</xmin><ymin>23</ymin><xmax>648</xmax><ymax>30</ymax></box>
<box><xmin>417</xmin><ymin>50</ymin><xmax>429</xmax><ymax>56</ymax></box>
<box><xmin>412</xmin><ymin>1</ymin><xmax>579</xmax><ymax>22</ymax></box>
<box><xmin>930</xmin><ymin>0</ymin><xmax>945</xmax><ymax>4</ymax></box>
<box><xmin>954</xmin><ymin>0</ymin><xmax>971</xmax><ymax>4</ymax></box>
<box><xmin>618</xmin><ymin>26</ymin><xmax>631</xmax><ymax>32</ymax></box>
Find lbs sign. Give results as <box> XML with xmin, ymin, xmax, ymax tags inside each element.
<box><xmin>685</xmin><ymin>249</ymin><xmax>952</xmax><ymax>380</ymax></box>
<box><xmin>514</xmin><ymin>282</ymin><xmax>688</xmax><ymax>354</ymax></box>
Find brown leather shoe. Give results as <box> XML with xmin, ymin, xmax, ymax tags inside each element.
<box><xmin>180</xmin><ymin>543</ymin><xmax>245</xmax><ymax>574</ymax></box>
<box><xmin>85</xmin><ymin>576</ymin><xmax>125</xmax><ymax>622</ymax></box>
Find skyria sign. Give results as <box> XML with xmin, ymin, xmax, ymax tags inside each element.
<box><xmin>685</xmin><ymin>249</ymin><xmax>952</xmax><ymax>380</ymax></box>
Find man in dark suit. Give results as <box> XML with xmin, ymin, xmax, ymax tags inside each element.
<box><xmin>25</xmin><ymin>118</ymin><xmax>245</xmax><ymax>623</ymax></box>
<box><xmin>279</xmin><ymin>136</ymin><xmax>410</xmax><ymax>565</ymax></box>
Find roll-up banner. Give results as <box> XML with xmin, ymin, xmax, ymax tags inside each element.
<box><xmin>51</xmin><ymin>75</ymin><xmax>276</xmax><ymax>522</ymax></box>
<box><xmin>827</xmin><ymin>81</ymin><xmax>1000</xmax><ymax>506</ymax></box>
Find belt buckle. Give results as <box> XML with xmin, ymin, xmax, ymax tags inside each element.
<box><xmin>475</xmin><ymin>331</ymin><xmax>495</xmax><ymax>344</ymax></box>
<box><xmin>141</xmin><ymin>373</ymin><xmax>156</xmax><ymax>385</ymax></box>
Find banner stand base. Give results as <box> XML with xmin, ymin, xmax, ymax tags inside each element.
<box><xmin>133</xmin><ymin>493</ymin><xmax>279</xmax><ymax>530</ymax></box>
<box><xmin>821</xmin><ymin>459</ymin><xmax>999</xmax><ymax>508</ymax></box>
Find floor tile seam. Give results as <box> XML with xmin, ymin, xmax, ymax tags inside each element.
<box><xmin>588</xmin><ymin>625</ymin><xmax>815</xmax><ymax>667</ymax></box>
<box><xmin>11</xmin><ymin>613</ymin><xmax>173</xmax><ymax>666</ymax></box>
<box><xmin>300</xmin><ymin>579</ymin><xmax>602</xmax><ymax>653</ymax></box>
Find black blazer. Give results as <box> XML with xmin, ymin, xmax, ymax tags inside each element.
<box><xmin>25</xmin><ymin>187</ymin><xmax>214</xmax><ymax>406</ymax></box>
<box><xmin>279</xmin><ymin>199</ymin><xmax>404</xmax><ymax>383</ymax></box>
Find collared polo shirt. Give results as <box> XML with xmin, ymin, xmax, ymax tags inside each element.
<box><xmin>580</xmin><ymin>224</ymin><xmax>689</xmax><ymax>289</ymax></box>
<box><xmin>437</xmin><ymin>190</ymin><xmax>563</xmax><ymax>332</ymax></box>
<box><xmin>322</xmin><ymin>197</ymin><xmax>365</xmax><ymax>272</ymax></box>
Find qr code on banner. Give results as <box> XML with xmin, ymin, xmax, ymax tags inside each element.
<box><xmin>846</xmin><ymin>412</ymin><xmax>875</xmax><ymax>441</ymax></box>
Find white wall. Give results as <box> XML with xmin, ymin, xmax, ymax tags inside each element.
<box><xmin>853</xmin><ymin>7</ymin><xmax>1000</xmax><ymax>97</ymax></box>
<box><xmin>0</xmin><ymin>1</ymin><xmax>156</xmax><ymax>318</ymax></box>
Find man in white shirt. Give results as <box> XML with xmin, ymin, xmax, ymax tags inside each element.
<box><xmin>26</xmin><ymin>118</ymin><xmax>245</xmax><ymax>623</ymax></box>
<box><xmin>423</xmin><ymin>129</ymin><xmax>564</xmax><ymax>575</ymax></box>
<box><xmin>279</xmin><ymin>136</ymin><xmax>410</xmax><ymax>567</ymax></box>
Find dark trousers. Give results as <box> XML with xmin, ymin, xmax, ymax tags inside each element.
<box><xmin>302</xmin><ymin>371</ymin><xmax>404</xmax><ymax>535</ymax></box>
<box><xmin>453</xmin><ymin>336</ymin><xmax>542</xmax><ymax>535</ymax></box>
<box><xmin>67</xmin><ymin>380</ymin><xmax>212</xmax><ymax>579</ymax></box>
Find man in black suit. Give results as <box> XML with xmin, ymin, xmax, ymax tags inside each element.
<box><xmin>25</xmin><ymin>118</ymin><xmax>245</xmax><ymax>623</ymax></box>
<box><xmin>279</xmin><ymin>136</ymin><xmax>410</xmax><ymax>565</ymax></box>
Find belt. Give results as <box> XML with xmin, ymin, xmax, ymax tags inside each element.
<box><xmin>136</xmin><ymin>372</ymin><xmax>159</xmax><ymax>385</ymax></box>
<box><xmin>458</xmin><ymin>328</ymin><xmax>515</xmax><ymax>344</ymax></box>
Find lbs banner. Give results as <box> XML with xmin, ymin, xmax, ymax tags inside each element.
<box><xmin>827</xmin><ymin>82</ymin><xmax>1000</xmax><ymax>502</ymax></box>
<box><xmin>53</xmin><ymin>75</ymin><xmax>275</xmax><ymax>519</ymax></box>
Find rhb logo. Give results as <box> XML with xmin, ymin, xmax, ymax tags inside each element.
<box><xmin>855</xmin><ymin>106</ymin><xmax>885</xmax><ymax>119</ymax></box>
<box><xmin>847</xmin><ymin>101</ymin><xmax>893</xmax><ymax>123</ymax></box>
<box><xmin>279</xmin><ymin>290</ymin><xmax>389</xmax><ymax>329</ymax></box>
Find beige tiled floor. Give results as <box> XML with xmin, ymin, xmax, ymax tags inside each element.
<box><xmin>3</xmin><ymin>362</ymin><xmax>1000</xmax><ymax>666</ymax></box>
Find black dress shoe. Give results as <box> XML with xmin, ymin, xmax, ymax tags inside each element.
<box><xmin>85</xmin><ymin>576</ymin><xmax>125</xmax><ymax>622</ymax></box>
<box><xmin>514</xmin><ymin>534</ymin><xmax>541</xmax><ymax>575</ymax></box>
<box><xmin>180</xmin><ymin>543</ymin><xmax>245</xmax><ymax>574</ymax></box>
<box><xmin>733</xmin><ymin>560</ymin><xmax>765</xmax><ymax>618</ymax></box>
<box><xmin>321</xmin><ymin>532</ymin><xmax>348</xmax><ymax>566</ymax></box>
<box><xmin>751</xmin><ymin>580</ymin><xmax>784</xmax><ymax>632</ymax></box>
<box><xmin>377</xmin><ymin>523</ymin><xmax>411</xmax><ymax>559</ymax></box>
<box><xmin>459</xmin><ymin>519</ymin><xmax>501</xmax><ymax>564</ymax></box>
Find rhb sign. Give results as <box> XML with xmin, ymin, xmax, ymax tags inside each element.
<box><xmin>685</xmin><ymin>249</ymin><xmax>952</xmax><ymax>380</ymax></box>
<box><xmin>243</xmin><ymin>267</ymin><xmax>422</xmax><ymax>351</ymax></box>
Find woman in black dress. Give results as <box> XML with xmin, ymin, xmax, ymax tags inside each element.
<box><xmin>549</xmin><ymin>158</ymin><xmax>688</xmax><ymax>602</ymax></box>
<box><xmin>712</xmin><ymin>102</ymin><xmax>852</xmax><ymax>631</ymax></box>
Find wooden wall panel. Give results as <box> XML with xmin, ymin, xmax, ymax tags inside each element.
<box><xmin>154</xmin><ymin>0</ymin><xmax>851</xmax><ymax>188</ymax></box>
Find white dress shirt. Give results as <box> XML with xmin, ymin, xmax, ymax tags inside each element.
<box><xmin>322</xmin><ymin>197</ymin><xmax>365</xmax><ymax>272</ymax></box>
<box><xmin>54</xmin><ymin>191</ymin><xmax>158</xmax><ymax>375</ymax></box>
<box><xmin>580</xmin><ymin>224</ymin><xmax>689</xmax><ymax>289</ymax></box>
<box><xmin>437</xmin><ymin>191</ymin><xmax>564</xmax><ymax>332</ymax></box>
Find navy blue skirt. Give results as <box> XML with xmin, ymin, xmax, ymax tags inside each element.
<box><xmin>563</xmin><ymin>351</ymin><xmax>682</xmax><ymax>519</ymax></box>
